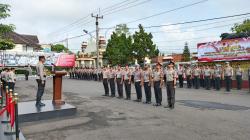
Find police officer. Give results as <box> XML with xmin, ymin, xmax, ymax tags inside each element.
<box><xmin>109</xmin><ymin>67</ymin><xmax>116</xmax><ymax>97</ymax></box>
<box><xmin>185</xmin><ymin>65</ymin><xmax>192</xmax><ymax>88</ymax></box>
<box><xmin>235</xmin><ymin>64</ymin><xmax>243</xmax><ymax>90</ymax></box>
<box><xmin>211</xmin><ymin>66</ymin><xmax>216</xmax><ymax>89</ymax></box>
<box><xmin>133</xmin><ymin>64</ymin><xmax>143</xmax><ymax>102</ymax></box>
<box><xmin>223</xmin><ymin>62</ymin><xmax>233</xmax><ymax>92</ymax></box>
<box><xmin>115</xmin><ymin>65</ymin><xmax>123</xmax><ymax>99</ymax></box>
<box><xmin>152</xmin><ymin>62</ymin><xmax>163</xmax><ymax>106</ymax></box>
<box><xmin>164</xmin><ymin>61</ymin><xmax>177</xmax><ymax>109</ymax></box>
<box><xmin>214</xmin><ymin>65</ymin><xmax>222</xmax><ymax>91</ymax></box>
<box><xmin>248</xmin><ymin>67</ymin><xmax>250</xmax><ymax>92</ymax></box>
<box><xmin>7</xmin><ymin>68</ymin><xmax>16</xmax><ymax>92</ymax></box>
<box><xmin>36</xmin><ymin>56</ymin><xmax>46</xmax><ymax>107</ymax></box>
<box><xmin>102</xmin><ymin>67</ymin><xmax>109</xmax><ymax>96</ymax></box>
<box><xmin>200</xmin><ymin>66</ymin><xmax>205</xmax><ymax>88</ymax></box>
<box><xmin>204</xmin><ymin>65</ymin><xmax>212</xmax><ymax>90</ymax></box>
<box><xmin>192</xmin><ymin>65</ymin><xmax>201</xmax><ymax>89</ymax></box>
<box><xmin>142</xmin><ymin>64</ymin><xmax>152</xmax><ymax>104</ymax></box>
<box><xmin>123</xmin><ymin>65</ymin><xmax>131</xmax><ymax>100</ymax></box>
<box><xmin>177</xmin><ymin>65</ymin><xmax>184</xmax><ymax>88</ymax></box>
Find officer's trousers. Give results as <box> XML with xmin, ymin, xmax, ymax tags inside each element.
<box><xmin>116</xmin><ymin>78</ymin><xmax>123</xmax><ymax>97</ymax></box>
<box><xmin>215</xmin><ymin>77</ymin><xmax>221</xmax><ymax>90</ymax></box>
<box><xmin>135</xmin><ymin>81</ymin><xmax>142</xmax><ymax>100</ymax></box>
<box><xmin>194</xmin><ymin>76</ymin><xmax>200</xmax><ymax>89</ymax></box>
<box><xmin>153</xmin><ymin>81</ymin><xmax>162</xmax><ymax>104</ymax></box>
<box><xmin>204</xmin><ymin>76</ymin><xmax>210</xmax><ymax>90</ymax></box>
<box><xmin>166</xmin><ymin>81</ymin><xmax>175</xmax><ymax>107</ymax></box>
<box><xmin>103</xmin><ymin>78</ymin><xmax>109</xmax><ymax>95</ymax></box>
<box><xmin>236</xmin><ymin>75</ymin><xmax>242</xmax><ymax>90</ymax></box>
<box><xmin>36</xmin><ymin>79</ymin><xmax>45</xmax><ymax>104</ymax></box>
<box><xmin>144</xmin><ymin>82</ymin><xmax>151</xmax><ymax>102</ymax></box>
<box><xmin>186</xmin><ymin>75</ymin><xmax>192</xmax><ymax>88</ymax></box>
<box><xmin>124</xmin><ymin>80</ymin><xmax>131</xmax><ymax>99</ymax></box>
<box><xmin>178</xmin><ymin>75</ymin><xmax>183</xmax><ymax>88</ymax></box>
<box><xmin>225</xmin><ymin>76</ymin><xmax>232</xmax><ymax>92</ymax></box>
<box><xmin>109</xmin><ymin>78</ymin><xmax>116</xmax><ymax>96</ymax></box>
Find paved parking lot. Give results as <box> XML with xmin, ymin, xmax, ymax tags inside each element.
<box><xmin>16</xmin><ymin>79</ymin><xmax>250</xmax><ymax>140</ymax></box>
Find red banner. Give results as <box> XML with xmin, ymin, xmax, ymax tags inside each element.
<box><xmin>55</xmin><ymin>54</ymin><xmax>75</xmax><ymax>67</ymax></box>
<box><xmin>197</xmin><ymin>37</ymin><xmax>250</xmax><ymax>62</ymax></box>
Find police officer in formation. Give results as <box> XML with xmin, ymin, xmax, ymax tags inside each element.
<box><xmin>153</xmin><ymin>62</ymin><xmax>163</xmax><ymax>106</ymax></box>
<box><xmin>164</xmin><ymin>61</ymin><xmax>177</xmax><ymax>109</ymax></box>
<box><xmin>204</xmin><ymin>65</ymin><xmax>212</xmax><ymax>90</ymax></box>
<box><xmin>142</xmin><ymin>64</ymin><xmax>152</xmax><ymax>104</ymax></box>
<box><xmin>102</xmin><ymin>67</ymin><xmax>109</xmax><ymax>96</ymax></box>
<box><xmin>123</xmin><ymin>65</ymin><xmax>131</xmax><ymax>100</ymax></box>
<box><xmin>177</xmin><ymin>65</ymin><xmax>184</xmax><ymax>88</ymax></box>
<box><xmin>192</xmin><ymin>65</ymin><xmax>201</xmax><ymax>89</ymax></box>
<box><xmin>235</xmin><ymin>64</ymin><xmax>243</xmax><ymax>90</ymax></box>
<box><xmin>115</xmin><ymin>65</ymin><xmax>123</xmax><ymax>98</ymax></box>
<box><xmin>133</xmin><ymin>64</ymin><xmax>143</xmax><ymax>102</ymax></box>
<box><xmin>223</xmin><ymin>62</ymin><xmax>233</xmax><ymax>92</ymax></box>
<box><xmin>109</xmin><ymin>67</ymin><xmax>116</xmax><ymax>97</ymax></box>
<box><xmin>185</xmin><ymin>65</ymin><xmax>192</xmax><ymax>88</ymax></box>
<box><xmin>214</xmin><ymin>65</ymin><xmax>222</xmax><ymax>90</ymax></box>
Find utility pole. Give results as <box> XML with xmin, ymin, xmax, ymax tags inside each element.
<box><xmin>91</xmin><ymin>13</ymin><xmax>103</xmax><ymax>79</ymax></box>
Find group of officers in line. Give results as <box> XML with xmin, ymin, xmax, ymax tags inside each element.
<box><xmin>70</xmin><ymin>61</ymin><xmax>177</xmax><ymax>109</ymax></box>
<box><xmin>176</xmin><ymin>62</ymin><xmax>246</xmax><ymax>92</ymax></box>
<box><xmin>0</xmin><ymin>67</ymin><xmax>16</xmax><ymax>92</ymax></box>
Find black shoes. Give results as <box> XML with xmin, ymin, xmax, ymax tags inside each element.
<box><xmin>36</xmin><ymin>102</ymin><xmax>45</xmax><ymax>107</ymax></box>
<box><xmin>153</xmin><ymin>103</ymin><xmax>161</xmax><ymax>106</ymax></box>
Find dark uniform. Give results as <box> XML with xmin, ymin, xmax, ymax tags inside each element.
<box><xmin>204</xmin><ymin>67</ymin><xmax>211</xmax><ymax>90</ymax></box>
<box><xmin>177</xmin><ymin>66</ymin><xmax>184</xmax><ymax>88</ymax></box>
<box><xmin>235</xmin><ymin>67</ymin><xmax>243</xmax><ymax>90</ymax></box>
<box><xmin>214</xmin><ymin>66</ymin><xmax>222</xmax><ymax>90</ymax></box>
<box><xmin>185</xmin><ymin>66</ymin><xmax>192</xmax><ymax>88</ymax></box>
<box><xmin>143</xmin><ymin>67</ymin><xmax>152</xmax><ymax>104</ymax></box>
<box><xmin>164</xmin><ymin>62</ymin><xmax>177</xmax><ymax>109</ymax></box>
<box><xmin>193</xmin><ymin>66</ymin><xmax>201</xmax><ymax>89</ymax></box>
<box><xmin>35</xmin><ymin>56</ymin><xmax>46</xmax><ymax>107</ymax></box>
<box><xmin>133</xmin><ymin>66</ymin><xmax>143</xmax><ymax>102</ymax></box>
<box><xmin>102</xmin><ymin>68</ymin><xmax>109</xmax><ymax>96</ymax></box>
<box><xmin>123</xmin><ymin>67</ymin><xmax>131</xmax><ymax>100</ymax></box>
<box><xmin>153</xmin><ymin>65</ymin><xmax>163</xmax><ymax>106</ymax></box>
<box><xmin>109</xmin><ymin>68</ymin><xmax>116</xmax><ymax>97</ymax></box>
<box><xmin>116</xmin><ymin>68</ymin><xmax>123</xmax><ymax>98</ymax></box>
<box><xmin>223</xmin><ymin>63</ymin><xmax>233</xmax><ymax>92</ymax></box>
<box><xmin>248</xmin><ymin>68</ymin><xmax>250</xmax><ymax>92</ymax></box>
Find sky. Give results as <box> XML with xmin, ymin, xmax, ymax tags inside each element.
<box><xmin>2</xmin><ymin>0</ymin><xmax>250</xmax><ymax>54</ymax></box>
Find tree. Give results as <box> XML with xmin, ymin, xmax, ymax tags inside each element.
<box><xmin>132</xmin><ymin>24</ymin><xmax>159</xmax><ymax>64</ymax></box>
<box><xmin>182</xmin><ymin>42</ymin><xmax>191</xmax><ymax>62</ymax></box>
<box><xmin>220</xmin><ymin>19</ymin><xmax>250</xmax><ymax>40</ymax></box>
<box><xmin>51</xmin><ymin>44</ymin><xmax>68</xmax><ymax>53</ymax></box>
<box><xmin>0</xmin><ymin>3</ymin><xmax>15</xmax><ymax>50</ymax></box>
<box><xmin>104</xmin><ymin>32</ymin><xmax>132</xmax><ymax>65</ymax></box>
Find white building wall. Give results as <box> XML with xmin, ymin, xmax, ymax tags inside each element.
<box><xmin>7</xmin><ymin>44</ymin><xmax>23</xmax><ymax>52</ymax></box>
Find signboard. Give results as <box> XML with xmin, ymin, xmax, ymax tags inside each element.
<box><xmin>0</xmin><ymin>52</ymin><xmax>75</xmax><ymax>67</ymax></box>
<box><xmin>55</xmin><ymin>54</ymin><xmax>75</xmax><ymax>67</ymax></box>
<box><xmin>197</xmin><ymin>37</ymin><xmax>250</xmax><ymax>62</ymax></box>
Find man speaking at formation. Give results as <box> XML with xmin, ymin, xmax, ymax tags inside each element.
<box><xmin>36</xmin><ymin>56</ymin><xmax>46</xmax><ymax>107</ymax></box>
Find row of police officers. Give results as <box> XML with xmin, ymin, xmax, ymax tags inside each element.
<box><xmin>102</xmin><ymin>61</ymin><xmax>177</xmax><ymax>109</ymax></box>
<box><xmin>0</xmin><ymin>68</ymin><xmax>16</xmax><ymax>92</ymax></box>
<box><xmin>176</xmin><ymin>62</ymin><xmax>243</xmax><ymax>92</ymax></box>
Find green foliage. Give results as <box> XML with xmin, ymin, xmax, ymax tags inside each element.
<box><xmin>105</xmin><ymin>32</ymin><xmax>133</xmax><ymax>65</ymax></box>
<box><xmin>182</xmin><ymin>42</ymin><xmax>191</xmax><ymax>62</ymax></box>
<box><xmin>0</xmin><ymin>3</ymin><xmax>15</xmax><ymax>50</ymax></box>
<box><xmin>51</xmin><ymin>44</ymin><xmax>68</xmax><ymax>53</ymax></box>
<box><xmin>132</xmin><ymin>24</ymin><xmax>158</xmax><ymax>64</ymax></box>
<box><xmin>220</xmin><ymin>19</ymin><xmax>250</xmax><ymax>40</ymax></box>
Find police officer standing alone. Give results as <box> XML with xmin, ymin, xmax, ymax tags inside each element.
<box><xmin>142</xmin><ymin>64</ymin><xmax>152</xmax><ymax>104</ymax></box>
<box><xmin>115</xmin><ymin>65</ymin><xmax>123</xmax><ymax>99</ymax></box>
<box><xmin>102</xmin><ymin>67</ymin><xmax>110</xmax><ymax>96</ymax></box>
<box><xmin>133</xmin><ymin>64</ymin><xmax>143</xmax><ymax>102</ymax></box>
<box><xmin>164</xmin><ymin>61</ymin><xmax>177</xmax><ymax>109</ymax></box>
<box><xmin>152</xmin><ymin>62</ymin><xmax>163</xmax><ymax>106</ymax></box>
<box><xmin>123</xmin><ymin>65</ymin><xmax>131</xmax><ymax>100</ymax></box>
<box><xmin>223</xmin><ymin>62</ymin><xmax>233</xmax><ymax>92</ymax></box>
<box><xmin>177</xmin><ymin>65</ymin><xmax>184</xmax><ymax>88</ymax></box>
<box><xmin>36</xmin><ymin>56</ymin><xmax>46</xmax><ymax>107</ymax></box>
<box><xmin>235</xmin><ymin>64</ymin><xmax>243</xmax><ymax>90</ymax></box>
